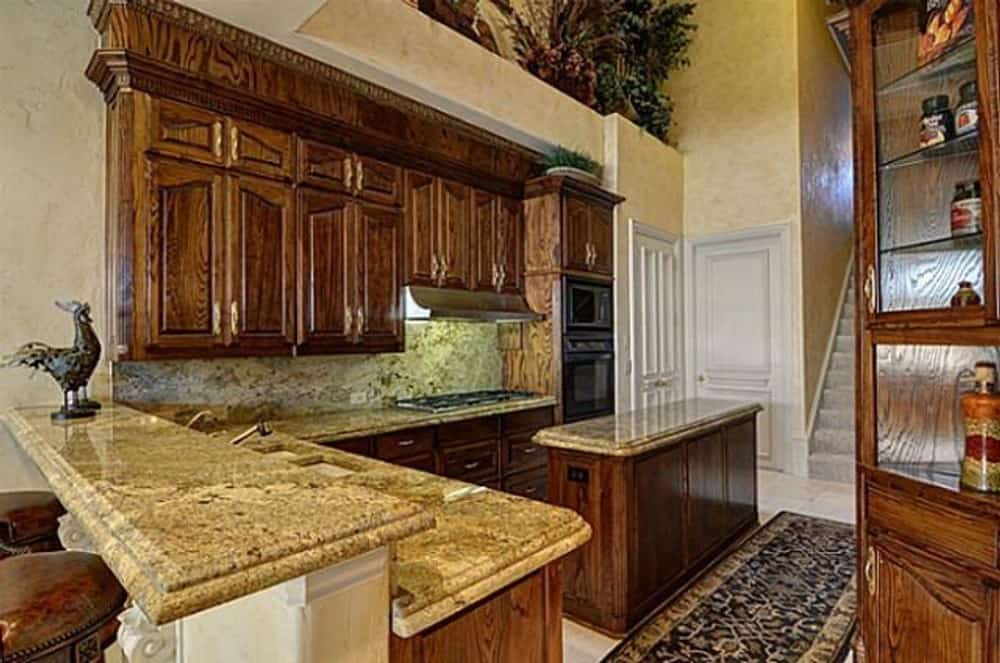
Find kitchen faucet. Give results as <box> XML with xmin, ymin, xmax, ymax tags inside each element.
<box><xmin>228</xmin><ymin>421</ymin><xmax>273</xmax><ymax>446</ymax></box>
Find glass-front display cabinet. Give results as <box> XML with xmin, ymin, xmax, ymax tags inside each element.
<box><xmin>851</xmin><ymin>2</ymin><xmax>1000</xmax><ymax>662</ymax></box>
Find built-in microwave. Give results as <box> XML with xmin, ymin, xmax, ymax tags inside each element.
<box><xmin>564</xmin><ymin>278</ymin><xmax>613</xmax><ymax>334</ymax></box>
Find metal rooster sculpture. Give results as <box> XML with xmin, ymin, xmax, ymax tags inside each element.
<box><xmin>2</xmin><ymin>301</ymin><xmax>102</xmax><ymax>421</ymax></box>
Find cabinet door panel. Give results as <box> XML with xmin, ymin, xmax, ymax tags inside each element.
<box><xmin>405</xmin><ymin>171</ymin><xmax>437</xmax><ymax>286</ymax></box>
<box><xmin>633</xmin><ymin>445</ymin><xmax>686</xmax><ymax>610</ymax></box>
<box><xmin>563</xmin><ymin>195</ymin><xmax>592</xmax><ymax>272</ymax></box>
<box><xmin>228</xmin><ymin>175</ymin><xmax>296</xmax><ymax>351</ymax></box>
<box><xmin>146</xmin><ymin>159</ymin><xmax>225</xmax><ymax>352</ymax></box>
<box><xmin>227</xmin><ymin>118</ymin><xmax>293</xmax><ymax>180</ymax></box>
<box><xmin>497</xmin><ymin>196</ymin><xmax>524</xmax><ymax>293</ymax></box>
<box><xmin>873</xmin><ymin>543</ymin><xmax>994</xmax><ymax>663</ymax></box>
<box><xmin>297</xmin><ymin>189</ymin><xmax>354</xmax><ymax>352</ymax></box>
<box><xmin>725</xmin><ymin>419</ymin><xmax>757</xmax><ymax>530</ymax></box>
<box><xmin>149</xmin><ymin>99</ymin><xmax>225</xmax><ymax>165</ymax></box>
<box><xmin>437</xmin><ymin>179</ymin><xmax>472</xmax><ymax>289</ymax></box>
<box><xmin>589</xmin><ymin>204</ymin><xmax>613</xmax><ymax>276</ymax></box>
<box><xmin>356</xmin><ymin>203</ymin><xmax>404</xmax><ymax>351</ymax></box>
<box><xmin>687</xmin><ymin>431</ymin><xmax>728</xmax><ymax>563</ymax></box>
<box><xmin>356</xmin><ymin>154</ymin><xmax>402</xmax><ymax>206</ymax></box>
<box><xmin>297</xmin><ymin>139</ymin><xmax>353</xmax><ymax>194</ymax></box>
<box><xmin>472</xmin><ymin>190</ymin><xmax>497</xmax><ymax>291</ymax></box>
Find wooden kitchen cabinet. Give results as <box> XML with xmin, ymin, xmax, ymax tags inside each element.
<box><xmin>226</xmin><ymin>117</ymin><xmax>294</xmax><ymax>181</ymax></box>
<box><xmin>563</xmin><ymin>195</ymin><xmax>593</xmax><ymax>274</ymax></box>
<box><xmin>686</xmin><ymin>430</ymin><xmax>728</xmax><ymax>564</ymax></box>
<box><xmin>227</xmin><ymin>174</ymin><xmax>296</xmax><ymax>353</ymax></box>
<box><xmin>297</xmin><ymin>138</ymin><xmax>402</xmax><ymax>207</ymax></box>
<box><xmin>144</xmin><ymin>158</ymin><xmax>227</xmax><ymax>353</ymax></box>
<box><xmin>148</xmin><ymin>98</ymin><xmax>226</xmax><ymax>167</ymax></box>
<box><xmin>355</xmin><ymin>202</ymin><xmax>404</xmax><ymax>351</ymax></box>
<box><xmin>473</xmin><ymin>191</ymin><xmax>523</xmax><ymax>294</ymax></box>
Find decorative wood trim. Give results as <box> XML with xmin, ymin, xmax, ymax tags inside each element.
<box><xmin>524</xmin><ymin>175</ymin><xmax>625</xmax><ymax>207</ymax></box>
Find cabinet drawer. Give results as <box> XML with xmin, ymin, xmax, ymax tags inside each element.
<box><xmin>395</xmin><ymin>452</ymin><xmax>437</xmax><ymax>474</ymax></box>
<box><xmin>375</xmin><ymin>428</ymin><xmax>435</xmax><ymax>461</ymax></box>
<box><xmin>504</xmin><ymin>432</ymin><xmax>547</xmax><ymax>474</ymax></box>
<box><xmin>323</xmin><ymin>437</ymin><xmax>373</xmax><ymax>457</ymax></box>
<box><xmin>297</xmin><ymin>139</ymin><xmax>353</xmax><ymax>194</ymax></box>
<box><xmin>437</xmin><ymin>416</ymin><xmax>500</xmax><ymax>447</ymax></box>
<box><xmin>149</xmin><ymin>98</ymin><xmax>226</xmax><ymax>165</ymax></box>
<box><xmin>503</xmin><ymin>467</ymin><xmax>547</xmax><ymax>501</ymax></box>
<box><xmin>867</xmin><ymin>486</ymin><xmax>999</xmax><ymax>568</ymax></box>
<box><xmin>355</xmin><ymin>154</ymin><xmax>402</xmax><ymax>206</ymax></box>
<box><xmin>502</xmin><ymin>407</ymin><xmax>554</xmax><ymax>435</ymax></box>
<box><xmin>441</xmin><ymin>439</ymin><xmax>499</xmax><ymax>481</ymax></box>
<box><xmin>227</xmin><ymin>118</ymin><xmax>293</xmax><ymax>180</ymax></box>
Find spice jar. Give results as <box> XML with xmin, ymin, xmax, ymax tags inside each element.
<box><xmin>955</xmin><ymin>80</ymin><xmax>979</xmax><ymax>136</ymax></box>
<box><xmin>951</xmin><ymin>281</ymin><xmax>981</xmax><ymax>307</ymax></box>
<box><xmin>960</xmin><ymin>362</ymin><xmax>1000</xmax><ymax>492</ymax></box>
<box><xmin>920</xmin><ymin>94</ymin><xmax>955</xmax><ymax>148</ymax></box>
<box><xmin>951</xmin><ymin>180</ymin><xmax>982</xmax><ymax>236</ymax></box>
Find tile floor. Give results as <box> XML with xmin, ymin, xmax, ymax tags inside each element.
<box><xmin>563</xmin><ymin>468</ymin><xmax>858</xmax><ymax>663</ymax></box>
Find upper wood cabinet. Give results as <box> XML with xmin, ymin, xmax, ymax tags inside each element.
<box><xmin>148</xmin><ymin>99</ymin><xmax>226</xmax><ymax>166</ymax></box>
<box><xmin>297</xmin><ymin>139</ymin><xmax>402</xmax><ymax>206</ymax></box>
<box><xmin>355</xmin><ymin>202</ymin><xmax>404</xmax><ymax>352</ymax></box>
<box><xmin>853</xmin><ymin>0</ymin><xmax>1000</xmax><ymax>329</ymax></box>
<box><xmin>227</xmin><ymin>118</ymin><xmax>294</xmax><ymax>180</ymax></box>
<box><xmin>473</xmin><ymin>191</ymin><xmax>523</xmax><ymax>293</ymax></box>
<box><xmin>404</xmin><ymin>171</ymin><xmax>474</xmax><ymax>290</ymax></box>
<box><xmin>564</xmin><ymin>195</ymin><xmax>613</xmax><ymax>277</ymax></box>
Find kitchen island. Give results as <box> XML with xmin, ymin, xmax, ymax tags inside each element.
<box><xmin>2</xmin><ymin>403</ymin><xmax>590</xmax><ymax>663</ymax></box>
<box><xmin>534</xmin><ymin>398</ymin><xmax>763</xmax><ymax>636</ymax></box>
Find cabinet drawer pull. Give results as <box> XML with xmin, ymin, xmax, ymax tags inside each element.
<box><xmin>344</xmin><ymin>306</ymin><xmax>353</xmax><ymax>337</ymax></box>
<box><xmin>492</xmin><ymin>263</ymin><xmax>499</xmax><ymax>289</ymax></box>
<box><xmin>231</xmin><ymin>301</ymin><xmax>239</xmax><ymax>336</ymax></box>
<box><xmin>355</xmin><ymin>306</ymin><xmax>364</xmax><ymax>342</ymax></box>
<box><xmin>230</xmin><ymin>126</ymin><xmax>239</xmax><ymax>162</ymax></box>
<box><xmin>522</xmin><ymin>486</ymin><xmax>537</xmax><ymax>494</ymax></box>
<box><xmin>213</xmin><ymin>302</ymin><xmax>221</xmax><ymax>337</ymax></box>
<box><xmin>521</xmin><ymin>447</ymin><xmax>537</xmax><ymax>455</ymax></box>
<box><xmin>463</xmin><ymin>461</ymin><xmax>481</xmax><ymax>470</ymax></box>
<box><xmin>343</xmin><ymin>157</ymin><xmax>354</xmax><ymax>192</ymax></box>
<box><xmin>355</xmin><ymin>158</ymin><xmax>364</xmax><ymax>194</ymax></box>
<box><xmin>431</xmin><ymin>253</ymin><xmax>439</xmax><ymax>282</ymax></box>
<box><xmin>863</xmin><ymin>264</ymin><xmax>875</xmax><ymax>316</ymax></box>
<box><xmin>397</xmin><ymin>439</ymin><xmax>416</xmax><ymax>447</ymax></box>
<box><xmin>864</xmin><ymin>546</ymin><xmax>875</xmax><ymax>596</ymax></box>
<box><xmin>212</xmin><ymin>121</ymin><xmax>223</xmax><ymax>159</ymax></box>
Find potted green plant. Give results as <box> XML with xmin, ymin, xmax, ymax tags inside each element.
<box><xmin>540</xmin><ymin>146</ymin><xmax>603</xmax><ymax>184</ymax></box>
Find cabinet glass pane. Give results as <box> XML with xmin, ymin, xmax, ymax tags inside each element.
<box><xmin>872</xmin><ymin>1</ymin><xmax>983</xmax><ymax>313</ymax></box>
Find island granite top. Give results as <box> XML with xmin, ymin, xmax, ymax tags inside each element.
<box><xmin>533</xmin><ymin>398</ymin><xmax>763</xmax><ymax>457</ymax></box>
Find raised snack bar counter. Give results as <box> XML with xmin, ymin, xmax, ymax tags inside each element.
<box><xmin>534</xmin><ymin>398</ymin><xmax>763</xmax><ymax>636</ymax></box>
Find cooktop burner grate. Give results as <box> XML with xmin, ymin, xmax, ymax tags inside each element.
<box><xmin>395</xmin><ymin>390</ymin><xmax>536</xmax><ymax>413</ymax></box>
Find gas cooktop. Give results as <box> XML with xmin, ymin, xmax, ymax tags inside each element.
<box><xmin>395</xmin><ymin>390</ymin><xmax>537</xmax><ymax>413</ymax></box>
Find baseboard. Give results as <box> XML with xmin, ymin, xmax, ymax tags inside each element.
<box><xmin>804</xmin><ymin>252</ymin><xmax>854</xmax><ymax>459</ymax></box>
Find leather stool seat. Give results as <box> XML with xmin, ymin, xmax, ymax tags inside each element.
<box><xmin>0</xmin><ymin>551</ymin><xmax>127</xmax><ymax>662</ymax></box>
<box><xmin>0</xmin><ymin>492</ymin><xmax>65</xmax><ymax>555</ymax></box>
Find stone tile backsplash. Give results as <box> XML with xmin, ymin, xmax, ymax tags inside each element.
<box><xmin>113</xmin><ymin>321</ymin><xmax>502</xmax><ymax>415</ymax></box>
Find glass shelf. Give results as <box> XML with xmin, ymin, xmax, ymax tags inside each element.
<box><xmin>880</xmin><ymin>231</ymin><xmax>982</xmax><ymax>255</ymax></box>
<box><xmin>878</xmin><ymin>38</ymin><xmax>977</xmax><ymax>96</ymax></box>
<box><xmin>879</xmin><ymin>131</ymin><xmax>979</xmax><ymax>171</ymax></box>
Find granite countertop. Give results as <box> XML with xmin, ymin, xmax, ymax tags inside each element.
<box><xmin>1</xmin><ymin>405</ymin><xmax>434</xmax><ymax>624</ymax></box>
<box><xmin>4</xmin><ymin>398</ymin><xmax>589</xmax><ymax>638</ymax></box>
<box><xmin>534</xmin><ymin>398</ymin><xmax>764</xmax><ymax>457</ymax></box>
<box><xmin>239</xmin><ymin>434</ymin><xmax>591</xmax><ymax>638</ymax></box>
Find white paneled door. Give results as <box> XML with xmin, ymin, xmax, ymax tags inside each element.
<box><xmin>630</xmin><ymin>222</ymin><xmax>682</xmax><ymax>411</ymax></box>
<box><xmin>686</xmin><ymin>226</ymin><xmax>792</xmax><ymax>470</ymax></box>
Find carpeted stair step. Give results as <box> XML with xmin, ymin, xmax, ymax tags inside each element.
<box><xmin>817</xmin><ymin>407</ymin><xmax>855</xmax><ymax>432</ymax></box>
<box><xmin>822</xmin><ymin>386</ymin><xmax>854</xmax><ymax>409</ymax></box>
<box><xmin>812</xmin><ymin>428</ymin><xmax>855</xmax><ymax>455</ymax></box>
<box><xmin>808</xmin><ymin>452</ymin><xmax>856</xmax><ymax>484</ymax></box>
<box><xmin>833</xmin><ymin>334</ymin><xmax>853</xmax><ymax>354</ymax></box>
<box><xmin>825</xmin><ymin>368</ymin><xmax>854</xmax><ymax>389</ymax></box>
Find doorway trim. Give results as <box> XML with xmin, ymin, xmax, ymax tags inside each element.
<box><xmin>682</xmin><ymin>222</ymin><xmax>796</xmax><ymax>472</ymax></box>
<box><xmin>627</xmin><ymin>219</ymin><xmax>684</xmax><ymax>412</ymax></box>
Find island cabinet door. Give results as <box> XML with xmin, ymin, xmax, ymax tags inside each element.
<box><xmin>355</xmin><ymin>202</ymin><xmax>404</xmax><ymax>352</ymax></box>
<box><xmin>686</xmin><ymin>430</ymin><xmax>728</xmax><ymax>564</ymax></box>
<box><xmin>296</xmin><ymin>188</ymin><xmax>355</xmax><ymax>352</ymax></box>
<box><xmin>226</xmin><ymin>174</ymin><xmax>296</xmax><ymax>353</ymax></box>
<box><xmin>143</xmin><ymin>158</ymin><xmax>227</xmax><ymax>355</ymax></box>
<box><xmin>866</xmin><ymin>537</ymin><xmax>999</xmax><ymax>663</ymax></box>
<box><xmin>629</xmin><ymin>445</ymin><xmax>686</xmax><ymax>616</ymax></box>
<box><xmin>724</xmin><ymin>418</ymin><xmax>758</xmax><ymax>530</ymax></box>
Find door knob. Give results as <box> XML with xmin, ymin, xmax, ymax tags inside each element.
<box><xmin>697</xmin><ymin>374</ymin><xmax>707</xmax><ymax>383</ymax></box>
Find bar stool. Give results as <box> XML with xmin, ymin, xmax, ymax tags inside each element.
<box><xmin>0</xmin><ymin>551</ymin><xmax>127</xmax><ymax>662</ymax></box>
<box><xmin>0</xmin><ymin>491</ymin><xmax>65</xmax><ymax>557</ymax></box>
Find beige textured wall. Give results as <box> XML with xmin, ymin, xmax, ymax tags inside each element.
<box><xmin>0</xmin><ymin>1</ymin><xmax>106</xmax><ymax>410</ymax></box>
<box><xmin>0</xmin><ymin>0</ymin><xmax>105</xmax><ymax>489</ymax></box>
<box><xmin>668</xmin><ymin>0</ymin><xmax>802</xmax><ymax>238</ymax></box>
<box><xmin>797</xmin><ymin>0</ymin><xmax>854</xmax><ymax>415</ymax></box>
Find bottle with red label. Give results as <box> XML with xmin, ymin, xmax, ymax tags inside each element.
<box><xmin>960</xmin><ymin>361</ymin><xmax>1000</xmax><ymax>491</ymax></box>
<box><xmin>951</xmin><ymin>180</ymin><xmax>982</xmax><ymax>236</ymax></box>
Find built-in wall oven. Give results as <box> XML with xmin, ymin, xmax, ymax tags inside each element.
<box><xmin>562</xmin><ymin>277</ymin><xmax>615</xmax><ymax>422</ymax></box>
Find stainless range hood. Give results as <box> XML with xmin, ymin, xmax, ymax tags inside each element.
<box><xmin>404</xmin><ymin>286</ymin><xmax>541</xmax><ymax>323</ymax></box>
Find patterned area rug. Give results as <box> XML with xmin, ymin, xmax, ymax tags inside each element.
<box><xmin>603</xmin><ymin>512</ymin><xmax>856</xmax><ymax>663</ymax></box>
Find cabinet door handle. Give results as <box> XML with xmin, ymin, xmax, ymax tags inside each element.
<box><xmin>213</xmin><ymin>302</ymin><xmax>222</xmax><ymax>337</ymax></box>
<box><xmin>230</xmin><ymin>126</ymin><xmax>239</xmax><ymax>162</ymax></box>
<box><xmin>212</xmin><ymin>122</ymin><xmax>223</xmax><ymax>159</ymax></box>
<box><xmin>438</xmin><ymin>257</ymin><xmax>448</xmax><ymax>287</ymax></box>
<box><xmin>522</xmin><ymin>486</ymin><xmax>537</xmax><ymax>494</ymax></box>
<box><xmin>355</xmin><ymin>306</ymin><xmax>364</xmax><ymax>342</ymax></box>
<box><xmin>430</xmin><ymin>253</ymin><xmax>439</xmax><ymax>282</ymax></box>
<box><xmin>864</xmin><ymin>546</ymin><xmax>876</xmax><ymax>596</ymax></box>
<box><xmin>463</xmin><ymin>461</ymin><xmax>481</xmax><ymax>470</ymax></box>
<box><xmin>491</xmin><ymin>263</ymin><xmax>499</xmax><ymax>289</ymax></box>
<box><xmin>863</xmin><ymin>264</ymin><xmax>876</xmax><ymax>316</ymax></box>
<box><xmin>397</xmin><ymin>439</ymin><xmax>416</xmax><ymax>447</ymax></box>
<box><xmin>344</xmin><ymin>305</ymin><xmax>353</xmax><ymax>337</ymax></box>
<box><xmin>343</xmin><ymin>157</ymin><xmax>354</xmax><ymax>192</ymax></box>
<box><xmin>231</xmin><ymin>301</ymin><xmax>239</xmax><ymax>336</ymax></box>
<box><xmin>521</xmin><ymin>447</ymin><xmax>537</xmax><ymax>455</ymax></box>
<box><xmin>355</xmin><ymin>158</ymin><xmax>364</xmax><ymax>194</ymax></box>
<box><xmin>499</xmin><ymin>264</ymin><xmax>507</xmax><ymax>291</ymax></box>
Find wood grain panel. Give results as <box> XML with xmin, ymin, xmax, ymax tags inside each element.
<box><xmin>687</xmin><ymin>431</ymin><xmax>728</xmax><ymax>564</ymax></box>
<box><xmin>497</xmin><ymin>196</ymin><xmax>524</xmax><ymax>293</ymax></box>
<box><xmin>148</xmin><ymin>97</ymin><xmax>224</xmax><ymax>165</ymax></box>
<box><xmin>473</xmin><ymin>189</ymin><xmax>497</xmax><ymax>291</ymax></box>
<box><xmin>588</xmin><ymin>204</ymin><xmax>613</xmax><ymax>276</ymax></box>
<box><xmin>438</xmin><ymin>179</ymin><xmax>472</xmax><ymax>289</ymax></box>
<box><xmin>563</xmin><ymin>196</ymin><xmax>592</xmax><ymax>273</ymax></box>
<box><xmin>297</xmin><ymin>139</ymin><xmax>353</xmax><ymax>195</ymax></box>
<box><xmin>356</xmin><ymin>202</ymin><xmax>404</xmax><ymax>351</ymax></box>
<box><xmin>405</xmin><ymin>170</ymin><xmax>436</xmax><ymax>286</ymax></box>
<box><xmin>227</xmin><ymin>118</ymin><xmax>293</xmax><ymax>180</ymax></box>
<box><xmin>356</xmin><ymin>154</ymin><xmax>402</xmax><ymax>207</ymax></box>
<box><xmin>725</xmin><ymin>418</ymin><xmax>758</xmax><ymax>529</ymax></box>
<box><xmin>631</xmin><ymin>444</ymin><xmax>685</xmax><ymax>611</ymax></box>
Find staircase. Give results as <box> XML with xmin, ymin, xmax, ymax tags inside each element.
<box><xmin>808</xmin><ymin>276</ymin><xmax>856</xmax><ymax>484</ymax></box>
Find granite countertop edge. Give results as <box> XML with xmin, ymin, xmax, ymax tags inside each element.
<box><xmin>533</xmin><ymin>402</ymin><xmax>764</xmax><ymax>457</ymax></box>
